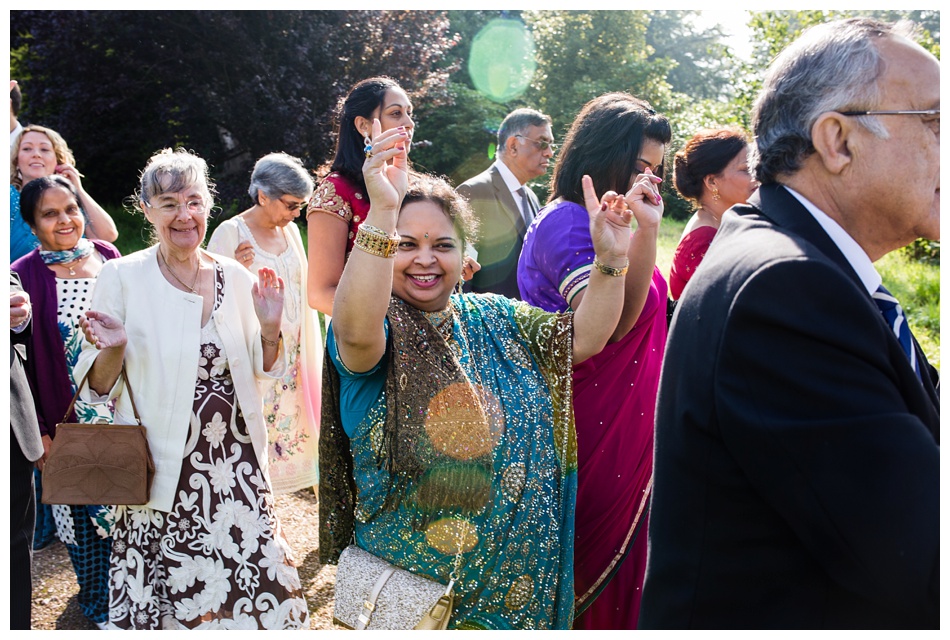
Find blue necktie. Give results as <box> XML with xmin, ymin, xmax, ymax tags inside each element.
<box><xmin>872</xmin><ymin>284</ymin><xmax>920</xmax><ymax>378</ymax></box>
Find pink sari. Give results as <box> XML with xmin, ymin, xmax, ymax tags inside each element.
<box><xmin>572</xmin><ymin>267</ymin><xmax>667</xmax><ymax>629</ymax></box>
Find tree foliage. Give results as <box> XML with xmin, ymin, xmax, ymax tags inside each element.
<box><xmin>11</xmin><ymin>9</ymin><xmax>939</xmax><ymax>246</ymax></box>
<box><xmin>11</xmin><ymin>10</ymin><xmax>459</xmax><ymax>207</ymax></box>
<box><xmin>646</xmin><ymin>11</ymin><xmax>737</xmax><ymax>100</ymax></box>
<box><xmin>522</xmin><ymin>10</ymin><xmax>676</xmax><ymax>139</ymax></box>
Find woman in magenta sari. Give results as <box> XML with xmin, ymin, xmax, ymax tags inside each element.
<box><xmin>518</xmin><ymin>93</ymin><xmax>671</xmax><ymax>629</ymax></box>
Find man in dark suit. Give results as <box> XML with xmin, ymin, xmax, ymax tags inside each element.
<box><xmin>457</xmin><ymin>108</ymin><xmax>554</xmax><ymax>298</ymax></box>
<box><xmin>640</xmin><ymin>18</ymin><xmax>939</xmax><ymax>629</ymax></box>
<box><xmin>10</xmin><ymin>271</ymin><xmax>44</xmax><ymax>630</ymax></box>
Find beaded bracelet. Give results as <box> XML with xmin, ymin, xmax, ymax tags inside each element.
<box><xmin>261</xmin><ymin>332</ymin><xmax>283</xmax><ymax>348</ymax></box>
<box><xmin>354</xmin><ymin>224</ymin><xmax>400</xmax><ymax>258</ymax></box>
<box><xmin>593</xmin><ymin>257</ymin><xmax>629</xmax><ymax>277</ymax></box>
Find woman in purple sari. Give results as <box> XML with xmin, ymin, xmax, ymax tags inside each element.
<box><xmin>518</xmin><ymin>93</ymin><xmax>671</xmax><ymax>629</ymax></box>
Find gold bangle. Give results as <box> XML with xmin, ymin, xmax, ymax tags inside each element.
<box><xmin>261</xmin><ymin>332</ymin><xmax>282</xmax><ymax>348</ymax></box>
<box><xmin>354</xmin><ymin>224</ymin><xmax>400</xmax><ymax>258</ymax></box>
<box><xmin>593</xmin><ymin>257</ymin><xmax>629</xmax><ymax>277</ymax></box>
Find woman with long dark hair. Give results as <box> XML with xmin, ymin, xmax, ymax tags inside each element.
<box><xmin>306</xmin><ymin>76</ymin><xmax>415</xmax><ymax>316</ymax></box>
<box><xmin>518</xmin><ymin>92</ymin><xmax>671</xmax><ymax>629</ymax></box>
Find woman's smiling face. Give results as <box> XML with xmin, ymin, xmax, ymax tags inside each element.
<box><xmin>392</xmin><ymin>199</ymin><xmax>462</xmax><ymax>312</ymax></box>
<box><xmin>32</xmin><ymin>185</ymin><xmax>85</xmax><ymax>252</ymax></box>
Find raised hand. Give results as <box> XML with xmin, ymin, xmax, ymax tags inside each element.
<box><xmin>361</xmin><ymin>118</ymin><xmax>410</xmax><ymax>217</ymax></box>
<box><xmin>623</xmin><ymin>167</ymin><xmax>664</xmax><ymax>230</ymax></box>
<box><xmin>581</xmin><ymin>175</ymin><xmax>634</xmax><ymax>263</ymax></box>
<box><xmin>10</xmin><ymin>290</ymin><xmax>31</xmax><ymax>330</ymax></box>
<box><xmin>252</xmin><ymin>266</ymin><xmax>285</xmax><ymax>338</ymax></box>
<box><xmin>80</xmin><ymin>310</ymin><xmax>128</xmax><ymax>350</ymax></box>
<box><xmin>55</xmin><ymin>163</ymin><xmax>85</xmax><ymax>192</ymax></box>
<box><xmin>462</xmin><ymin>255</ymin><xmax>481</xmax><ymax>282</ymax></box>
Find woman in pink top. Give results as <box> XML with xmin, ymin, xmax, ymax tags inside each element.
<box><xmin>669</xmin><ymin>128</ymin><xmax>758</xmax><ymax>300</ymax></box>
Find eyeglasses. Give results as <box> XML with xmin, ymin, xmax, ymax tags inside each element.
<box><xmin>144</xmin><ymin>199</ymin><xmax>207</xmax><ymax>215</ymax></box>
<box><xmin>278</xmin><ymin>197</ymin><xmax>307</xmax><ymax>212</ymax></box>
<box><xmin>515</xmin><ymin>134</ymin><xmax>559</xmax><ymax>152</ymax></box>
<box><xmin>838</xmin><ymin>109</ymin><xmax>939</xmax><ymax>133</ymax></box>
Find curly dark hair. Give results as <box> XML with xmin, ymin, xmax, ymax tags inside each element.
<box><xmin>402</xmin><ymin>171</ymin><xmax>478</xmax><ymax>246</ymax></box>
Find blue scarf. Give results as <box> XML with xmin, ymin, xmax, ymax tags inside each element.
<box><xmin>39</xmin><ymin>238</ymin><xmax>95</xmax><ymax>266</ymax></box>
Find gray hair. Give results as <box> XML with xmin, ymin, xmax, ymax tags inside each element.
<box><xmin>496</xmin><ymin>108</ymin><xmax>552</xmax><ymax>156</ymax></box>
<box><xmin>248</xmin><ymin>152</ymin><xmax>314</xmax><ymax>204</ymax></box>
<box><xmin>751</xmin><ymin>17</ymin><xmax>918</xmax><ymax>184</ymax></box>
<box><xmin>136</xmin><ymin>147</ymin><xmax>215</xmax><ymax>206</ymax></box>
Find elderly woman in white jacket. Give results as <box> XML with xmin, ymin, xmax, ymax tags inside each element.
<box><xmin>75</xmin><ymin>148</ymin><xmax>309</xmax><ymax>630</ymax></box>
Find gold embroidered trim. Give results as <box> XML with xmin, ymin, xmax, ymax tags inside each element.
<box><xmin>574</xmin><ymin>474</ymin><xmax>653</xmax><ymax>608</ymax></box>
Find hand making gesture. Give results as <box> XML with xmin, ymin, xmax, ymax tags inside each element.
<box><xmin>362</xmin><ymin>118</ymin><xmax>410</xmax><ymax>217</ymax></box>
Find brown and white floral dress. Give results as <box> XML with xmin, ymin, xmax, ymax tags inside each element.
<box><xmin>108</xmin><ymin>265</ymin><xmax>310</xmax><ymax>629</ymax></box>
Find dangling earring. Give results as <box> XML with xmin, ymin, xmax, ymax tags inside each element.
<box><xmin>363</xmin><ymin>132</ymin><xmax>373</xmax><ymax>158</ymax></box>
<box><xmin>456</xmin><ymin>259</ymin><xmax>465</xmax><ymax>294</ymax></box>
<box><xmin>712</xmin><ymin>187</ymin><xmax>721</xmax><ymax>201</ymax></box>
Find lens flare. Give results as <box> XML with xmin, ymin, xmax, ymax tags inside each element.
<box><xmin>468</xmin><ymin>18</ymin><xmax>537</xmax><ymax>104</ymax></box>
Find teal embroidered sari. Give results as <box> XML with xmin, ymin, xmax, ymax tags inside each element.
<box><xmin>320</xmin><ymin>294</ymin><xmax>577</xmax><ymax>629</ymax></box>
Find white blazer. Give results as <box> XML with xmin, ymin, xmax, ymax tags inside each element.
<box><xmin>75</xmin><ymin>244</ymin><xmax>286</xmax><ymax>512</ymax></box>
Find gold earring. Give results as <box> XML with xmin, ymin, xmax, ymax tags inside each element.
<box><xmin>712</xmin><ymin>187</ymin><xmax>720</xmax><ymax>201</ymax></box>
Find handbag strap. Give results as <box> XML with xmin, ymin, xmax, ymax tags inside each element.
<box><xmin>62</xmin><ymin>364</ymin><xmax>142</xmax><ymax>426</ymax></box>
<box><xmin>356</xmin><ymin>565</ymin><xmax>398</xmax><ymax>630</ymax></box>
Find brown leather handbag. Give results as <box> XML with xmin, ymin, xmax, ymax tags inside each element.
<box><xmin>41</xmin><ymin>366</ymin><xmax>155</xmax><ymax>506</ymax></box>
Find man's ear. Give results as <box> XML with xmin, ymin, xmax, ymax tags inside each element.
<box><xmin>811</xmin><ymin>111</ymin><xmax>854</xmax><ymax>175</ymax></box>
<box><xmin>506</xmin><ymin>135</ymin><xmax>519</xmax><ymax>156</ymax></box>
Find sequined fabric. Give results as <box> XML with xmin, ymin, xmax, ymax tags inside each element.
<box><xmin>306</xmin><ymin>172</ymin><xmax>369</xmax><ymax>254</ymax></box>
<box><xmin>320</xmin><ymin>294</ymin><xmax>577</xmax><ymax>629</ymax></box>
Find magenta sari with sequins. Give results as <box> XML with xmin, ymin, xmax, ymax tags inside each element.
<box><xmin>519</xmin><ymin>200</ymin><xmax>668</xmax><ymax>629</ymax></box>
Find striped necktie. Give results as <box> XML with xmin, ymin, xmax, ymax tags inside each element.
<box><xmin>872</xmin><ymin>284</ymin><xmax>920</xmax><ymax>378</ymax></box>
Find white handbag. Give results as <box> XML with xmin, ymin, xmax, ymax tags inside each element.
<box><xmin>332</xmin><ymin>545</ymin><xmax>454</xmax><ymax>630</ymax></box>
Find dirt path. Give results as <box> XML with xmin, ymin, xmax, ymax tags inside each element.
<box><xmin>30</xmin><ymin>488</ymin><xmax>338</xmax><ymax>629</ymax></box>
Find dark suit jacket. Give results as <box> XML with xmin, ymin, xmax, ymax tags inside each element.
<box><xmin>457</xmin><ymin>163</ymin><xmax>539</xmax><ymax>299</ymax></box>
<box><xmin>10</xmin><ymin>272</ymin><xmax>43</xmax><ymax>463</ymax></box>
<box><xmin>640</xmin><ymin>183</ymin><xmax>939</xmax><ymax>629</ymax></box>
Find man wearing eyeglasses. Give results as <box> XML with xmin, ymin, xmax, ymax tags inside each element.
<box><xmin>457</xmin><ymin>108</ymin><xmax>555</xmax><ymax>299</ymax></box>
<box><xmin>641</xmin><ymin>18</ymin><xmax>939</xmax><ymax>629</ymax></box>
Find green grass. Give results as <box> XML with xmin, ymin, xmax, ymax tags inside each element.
<box><xmin>875</xmin><ymin>252</ymin><xmax>940</xmax><ymax>369</ymax></box>
<box><xmin>656</xmin><ymin>216</ymin><xmax>686</xmax><ymax>282</ymax></box>
<box><xmin>655</xmin><ymin>216</ymin><xmax>939</xmax><ymax>369</ymax></box>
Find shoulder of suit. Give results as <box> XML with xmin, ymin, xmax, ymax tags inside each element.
<box><xmin>458</xmin><ymin>167</ymin><xmax>496</xmax><ymax>190</ymax></box>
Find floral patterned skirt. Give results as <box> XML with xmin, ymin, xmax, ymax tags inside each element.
<box><xmin>107</xmin><ymin>328</ymin><xmax>310</xmax><ymax>629</ymax></box>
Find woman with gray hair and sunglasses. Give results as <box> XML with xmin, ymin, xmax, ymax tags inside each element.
<box><xmin>75</xmin><ymin>148</ymin><xmax>309</xmax><ymax>629</ymax></box>
<box><xmin>207</xmin><ymin>152</ymin><xmax>322</xmax><ymax>499</ymax></box>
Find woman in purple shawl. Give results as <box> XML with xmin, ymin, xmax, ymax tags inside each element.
<box><xmin>11</xmin><ymin>174</ymin><xmax>121</xmax><ymax>629</ymax></box>
<box><xmin>518</xmin><ymin>93</ymin><xmax>672</xmax><ymax>629</ymax></box>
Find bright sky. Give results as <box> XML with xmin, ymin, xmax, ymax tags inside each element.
<box><xmin>692</xmin><ymin>10</ymin><xmax>755</xmax><ymax>61</ymax></box>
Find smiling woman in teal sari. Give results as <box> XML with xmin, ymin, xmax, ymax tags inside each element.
<box><xmin>319</xmin><ymin>119</ymin><xmax>656</xmax><ymax>629</ymax></box>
